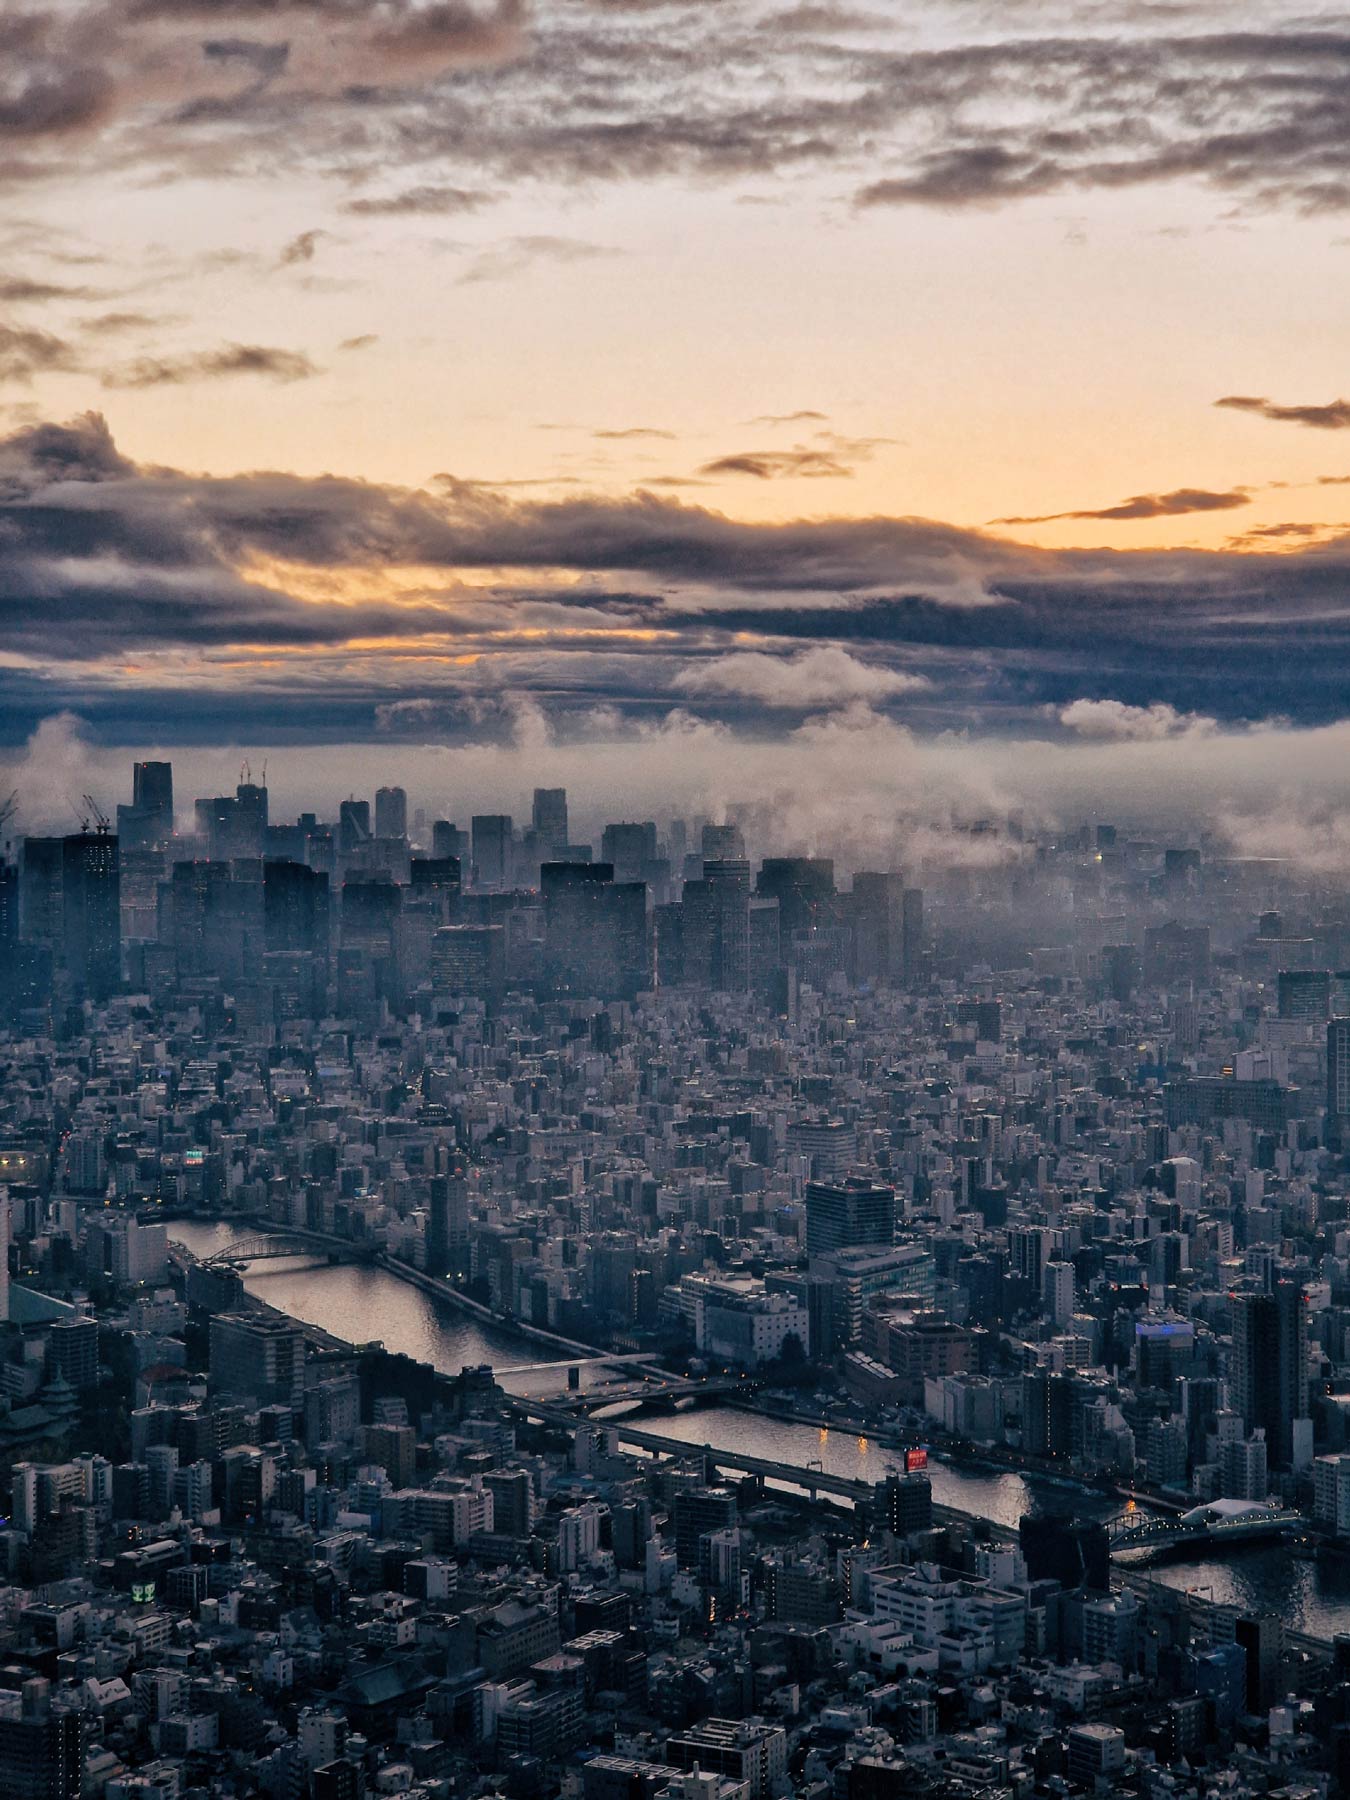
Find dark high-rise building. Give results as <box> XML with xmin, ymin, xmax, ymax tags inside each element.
<box><xmin>542</xmin><ymin>862</ymin><xmax>650</xmax><ymax>999</ymax></box>
<box><xmin>701</xmin><ymin>822</ymin><xmax>744</xmax><ymax>861</ymax></box>
<box><xmin>532</xmin><ymin>788</ymin><xmax>568</xmax><ymax>852</ymax></box>
<box><xmin>61</xmin><ymin>830</ymin><xmax>120</xmax><ymax>1001</ymax></box>
<box><xmin>682</xmin><ymin>860</ymin><xmax>749</xmax><ymax>992</ymax></box>
<box><xmin>375</xmin><ymin>786</ymin><xmax>407</xmax><ymax>839</ymax></box>
<box><xmin>601</xmin><ymin>821</ymin><xmax>657</xmax><ymax>882</ymax></box>
<box><xmin>0</xmin><ymin>855</ymin><xmax>16</xmax><ymax>947</ymax></box>
<box><xmin>1329</xmin><ymin>1017</ymin><xmax>1350</xmax><ymax>1143</ymax></box>
<box><xmin>119</xmin><ymin>760</ymin><xmax>175</xmax><ymax>852</ymax></box>
<box><xmin>264</xmin><ymin>859</ymin><xmax>330</xmax><ymax>954</ymax></box>
<box><xmin>901</xmin><ymin>888</ymin><xmax>924</xmax><ymax>983</ymax></box>
<box><xmin>805</xmin><ymin>1178</ymin><xmax>895</xmax><ymax>1256</ymax></box>
<box><xmin>471</xmin><ymin>814</ymin><xmax>512</xmax><ymax>890</ymax></box>
<box><xmin>133</xmin><ymin>759</ymin><xmax>174</xmax><ymax>820</ymax></box>
<box><xmin>338</xmin><ymin>799</ymin><xmax>371</xmax><ymax>856</ymax></box>
<box><xmin>0</xmin><ymin>1682</ymin><xmax>83</xmax><ymax>1800</ymax></box>
<box><xmin>672</xmin><ymin>1485</ymin><xmax>737</xmax><ymax>1568</ymax></box>
<box><xmin>1278</xmin><ymin>968</ymin><xmax>1331</xmax><ymax>1020</ymax></box>
<box><xmin>1231</xmin><ymin>1284</ymin><xmax>1308</xmax><ymax>1467</ymax></box>
<box><xmin>19</xmin><ymin>838</ymin><xmax>63</xmax><ymax>947</ymax></box>
<box><xmin>849</xmin><ymin>870</ymin><xmax>903</xmax><ymax>983</ymax></box>
<box><xmin>432</xmin><ymin>820</ymin><xmax>468</xmax><ymax>863</ymax></box>
<box><xmin>756</xmin><ymin>857</ymin><xmax>836</xmax><ymax>942</ymax></box>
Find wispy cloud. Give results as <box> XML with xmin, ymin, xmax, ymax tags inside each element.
<box><xmin>1216</xmin><ymin>394</ymin><xmax>1350</xmax><ymax>430</ymax></box>
<box><xmin>100</xmin><ymin>343</ymin><xmax>321</xmax><ymax>389</ymax></box>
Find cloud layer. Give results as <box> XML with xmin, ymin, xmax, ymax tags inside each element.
<box><xmin>1</xmin><ymin>411</ymin><xmax>1349</xmax><ymax>758</ymax></box>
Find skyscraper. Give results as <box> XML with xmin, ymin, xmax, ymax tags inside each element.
<box><xmin>375</xmin><ymin>786</ymin><xmax>408</xmax><ymax>839</ymax></box>
<box><xmin>61</xmin><ymin>830</ymin><xmax>120</xmax><ymax>1001</ymax></box>
<box><xmin>1329</xmin><ymin>1017</ymin><xmax>1350</xmax><ymax>1143</ymax></box>
<box><xmin>133</xmin><ymin>759</ymin><xmax>174</xmax><ymax>820</ymax></box>
<box><xmin>682</xmin><ymin>859</ymin><xmax>749</xmax><ymax>992</ymax></box>
<box><xmin>471</xmin><ymin>815</ymin><xmax>512</xmax><ymax>890</ymax></box>
<box><xmin>532</xmin><ymin>788</ymin><xmax>568</xmax><ymax>853</ymax></box>
<box><xmin>1231</xmin><ymin>1283</ymin><xmax>1308</xmax><ymax>1467</ymax></box>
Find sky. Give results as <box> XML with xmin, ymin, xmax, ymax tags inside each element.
<box><xmin>1</xmin><ymin>0</ymin><xmax>1349</xmax><ymax>854</ymax></box>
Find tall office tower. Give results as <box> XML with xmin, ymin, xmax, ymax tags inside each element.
<box><xmin>209</xmin><ymin>1314</ymin><xmax>305</xmax><ymax>1410</ymax></box>
<box><xmin>0</xmin><ymin>1189</ymin><xmax>9</xmax><ymax>1325</ymax></box>
<box><xmin>374</xmin><ymin>786</ymin><xmax>408</xmax><ymax>840</ymax></box>
<box><xmin>682</xmin><ymin>859</ymin><xmax>750</xmax><ymax>992</ymax></box>
<box><xmin>0</xmin><ymin>1680</ymin><xmax>84</xmax><ymax>1800</ymax></box>
<box><xmin>61</xmin><ymin>830</ymin><xmax>120</xmax><ymax>1001</ymax></box>
<box><xmin>264</xmin><ymin>859</ymin><xmax>330</xmax><ymax>954</ymax></box>
<box><xmin>755</xmin><ymin>857</ymin><xmax>836</xmax><ymax>942</ymax></box>
<box><xmin>471</xmin><ymin>814</ymin><xmax>512</xmax><ymax>890</ymax></box>
<box><xmin>601</xmin><ymin>821</ymin><xmax>658</xmax><ymax>882</ymax></box>
<box><xmin>1329</xmin><ymin>1018</ymin><xmax>1350</xmax><ymax>1145</ymax></box>
<box><xmin>541</xmin><ymin>862</ymin><xmax>651</xmax><ymax>999</ymax></box>
<box><xmin>119</xmin><ymin>759</ymin><xmax>175</xmax><ymax>852</ymax></box>
<box><xmin>427</xmin><ymin>1172</ymin><xmax>469</xmax><ymax>1278</ymax></box>
<box><xmin>409</xmin><ymin>857</ymin><xmax>461</xmax><ymax>925</ymax></box>
<box><xmin>1279</xmin><ymin>968</ymin><xmax>1332</xmax><ymax>1019</ymax></box>
<box><xmin>805</xmin><ymin>1178</ymin><xmax>896</xmax><ymax>1257</ymax></box>
<box><xmin>1231</xmin><ymin>1283</ymin><xmax>1309</xmax><ymax>1467</ymax></box>
<box><xmin>20</xmin><ymin>838</ymin><xmax>64</xmax><ymax>946</ymax></box>
<box><xmin>234</xmin><ymin>779</ymin><xmax>268</xmax><ymax>848</ymax></box>
<box><xmin>701</xmin><ymin>821</ymin><xmax>745</xmax><ymax>862</ymax></box>
<box><xmin>432</xmin><ymin>820</ymin><xmax>468</xmax><ymax>862</ymax></box>
<box><xmin>849</xmin><ymin>870</ymin><xmax>904</xmax><ymax>982</ymax></box>
<box><xmin>901</xmin><ymin>887</ymin><xmax>924</xmax><ymax>983</ymax></box>
<box><xmin>1142</xmin><ymin>920</ymin><xmax>1210</xmax><ymax>987</ymax></box>
<box><xmin>338</xmin><ymin>798</ymin><xmax>371</xmax><ymax>857</ymax></box>
<box><xmin>0</xmin><ymin>855</ymin><xmax>16</xmax><ymax>948</ymax></box>
<box><xmin>133</xmin><ymin>759</ymin><xmax>174</xmax><ymax>822</ymax></box>
<box><xmin>532</xmin><ymin>788</ymin><xmax>568</xmax><ymax>853</ymax></box>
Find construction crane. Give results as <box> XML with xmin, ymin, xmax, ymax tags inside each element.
<box><xmin>82</xmin><ymin>793</ymin><xmax>111</xmax><ymax>834</ymax></box>
<box><xmin>0</xmin><ymin>788</ymin><xmax>16</xmax><ymax>861</ymax></box>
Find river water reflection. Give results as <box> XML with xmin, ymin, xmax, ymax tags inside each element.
<box><xmin>170</xmin><ymin>1218</ymin><xmax>1350</xmax><ymax>1639</ymax></box>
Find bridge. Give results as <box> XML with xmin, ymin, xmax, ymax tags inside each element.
<box><xmin>505</xmin><ymin>1395</ymin><xmax>876</xmax><ymax>1504</ymax></box>
<box><xmin>189</xmin><ymin>1231</ymin><xmax>370</xmax><ymax>1268</ymax></box>
<box><xmin>1107</xmin><ymin>1499</ymin><xmax>1304</xmax><ymax>1556</ymax></box>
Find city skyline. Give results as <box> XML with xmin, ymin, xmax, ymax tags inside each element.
<box><xmin>2</xmin><ymin>0</ymin><xmax>1349</xmax><ymax>856</ymax></box>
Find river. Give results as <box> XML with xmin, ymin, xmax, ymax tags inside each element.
<box><xmin>169</xmin><ymin>1218</ymin><xmax>1350</xmax><ymax>1640</ymax></box>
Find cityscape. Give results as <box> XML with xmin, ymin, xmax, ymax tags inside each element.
<box><xmin>5</xmin><ymin>0</ymin><xmax>1350</xmax><ymax>1797</ymax></box>
<box><xmin>3</xmin><ymin>768</ymin><xmax>1350</xmax><ymax>1800</ymax></box>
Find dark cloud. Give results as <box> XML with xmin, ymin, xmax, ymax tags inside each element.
<box><xmin>748</xmin><ymin>410</ymin><xmax>829</xmax><ymax>425</ymax></box>
<box><xmin>0</xmin><ymin>275</ymin><xmax>100</xmax><ymax>303</ymax></box>
<box><xmin>593</xmin><ymin>427</ymin><xmax>676</xmax><ymax>441</ymax></box>
<box><xmin>699</xmin><ymin>448</ymin><xmax>854</xmax><ymax>478</ymax></box>
<box><xmin>338</xmin><ymin>332</ymin><xmax>378</xmax><ymax>351</ymax></box>
<box><xmin>279</xmin><ymin>228</ymin><xmax>326</xmax><ymax>266</ymax></box>
<box><xmin>1216</xmin><ymin>394</ymin><xmax>1350</xmax><ymax>430</ymax></box>
<box><xmin>80</xmin><ymin>310</ymin><xmax>168</xmax><ymax>336</ymax></box>
<box><xmin>2</xmin><ymin>7</ymin><xmax>1345</xmax><ymax>227</ymax></box>
<box><xmin>99</xmin><ymin>343</ymin><xmax>321</xmax><ymax>388</ymax></box>
<box><xmin>0</xmin><ymin>325</ymin><xmax>81</xmax><ymax>383</ymax></box>
<box><xmin>996</xmin><ymin>487</ymin><xmax>1252</xmax><ymax>524</ymax></box>
<box><xmin>3</xmin><ymin>413</ymin><xmax>1350</xmax><ymax>745</ymax></box>
<box><xmin>342</xmin><ymin>184</ymin><xmax>491</xmax><ymax>216</ymax></box>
